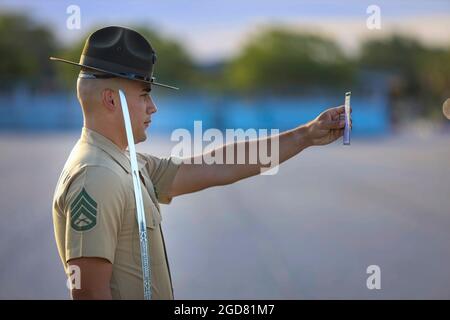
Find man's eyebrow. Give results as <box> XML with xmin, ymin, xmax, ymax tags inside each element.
<box><xmin>142</xmin><ymin>86</ymin><xmax>151</xmax><ymax>93</ymax></box>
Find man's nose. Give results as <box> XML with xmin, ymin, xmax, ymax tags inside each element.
<box><xmin>148</xmin><ymin>96</ymin><xmax>157</xmax><ymax>114</ymax></box>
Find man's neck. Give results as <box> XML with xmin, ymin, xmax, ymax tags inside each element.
<box><xmin>84</xmin><ymin>121</ymin><xmax>128</xmax><ymax>152</ymax></box>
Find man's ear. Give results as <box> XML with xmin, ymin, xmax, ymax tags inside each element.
<box><xmin>101</xmin><ymin>88</ymin><xmax>116</xmax><ymax>111</ymax></box>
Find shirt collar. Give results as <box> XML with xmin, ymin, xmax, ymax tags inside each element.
<box><xmin>80</xmin><ymin>127</ymin><xmax>146</xmax><ymax>173</ymax></box>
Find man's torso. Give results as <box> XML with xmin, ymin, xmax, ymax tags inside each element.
<box><xmin>52</xmin><ymin>128</ymin><xmax>178</xmax><ymax>299</ymax></box>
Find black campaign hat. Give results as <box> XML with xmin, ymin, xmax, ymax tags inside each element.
<box><xmin>50</xmin><ymin>26</ymin><xmax>178</xmax><ymax>90</ymax></box>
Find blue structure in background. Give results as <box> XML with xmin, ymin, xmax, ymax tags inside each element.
<box><xmin>0</xmin><ymin>82</ymin><xmax>390</xmax><ymax>136</ymax></box>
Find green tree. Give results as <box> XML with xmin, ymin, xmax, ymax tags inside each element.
<box><xmin>52</xmin><ymin>36</ymin><xmax>85</xmax><ymax>89</ymax></box>
<box><xmin>225</xmin><ymin>28</ymin><xmax>355</xmax><ymax>95</ymax></box>
<box><xmin>417</xmin><ymin>48</ymin><xmax>450</xmax><ymax>119</ymax></box>
<box><xmin>359</xmin><ymin>35</ymin><xmax>426</xmax><ymax>93</ymax></box>
<box><xmin>135</xmin><ymin>27</ymin><xmax>196</xmax><ymax>88</ymax></box>
<box><xmin>360</xmin><ymin>35</ymin><xmax>450</xmax><ymax>119</ymax></box>
<box><xmin>0</xmin><ymin>14</ymin><xmax>56</xmax><ymax>90</ymax></box>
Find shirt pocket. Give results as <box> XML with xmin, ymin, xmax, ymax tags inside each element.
<box><xmin>127</xmin><ymin>183</ymin><xmax>161</xmax><ymax>230</ymax></box>
<box><xmin>129</xmin><ymin>173</ymin><xmax>165</xmax><ymax>266</ymax></box>
<box><xmin>143</xmin><ymin>196</ymin><xmax>161</xmax><ymax>229</ymax></box>
<box><xmin>130</xmin><ymin>201</ymin><xmax>164</xmax><ymax>267</ymax></box>
<box><xmin>129</xmin><ymin>171</ymin><xmax>162</xmax><ymax>229</ymax></box>
<box><xmin>139</xmin><ymin>171</ymin><xmax>162</xmax><ymax>213</ymax></box>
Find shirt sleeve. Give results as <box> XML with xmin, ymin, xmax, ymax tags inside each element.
<box><xmin>141</xmin><ymin>154</ymin><xmax>182</xmax><ymax>204</ymax></box>
<box><xmin>63</xmin><ymin>166</ymin><xmax>126</xmax><ymax>264</ymax></box>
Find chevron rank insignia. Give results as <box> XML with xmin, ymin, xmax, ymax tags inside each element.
<box><xmin>70</xmin><ymin>187</ymin><xmax>98</xmax><ymax>232</ymax></box>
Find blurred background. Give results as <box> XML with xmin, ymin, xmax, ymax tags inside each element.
<box><xmin>0</xmin><ymin>0</ymin><xmax>449</xmax><ymax>299</ymax></box>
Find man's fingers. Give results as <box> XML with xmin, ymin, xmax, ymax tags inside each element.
<box><xmin>332</xmin><ymin>105</ymin><xmax>351</xmax><ymax>114</ymax></box>
<box><xmin>322</xmin><ymin>119</ymin><xmax>346</xmax><ymax>130</ymax></box>
<box><xmin>338</xmin><ymin>113</ymin><xmax>353</xmax><ymax>128</ymax></box>
<box><xmin>336</xmin><ymin>105</ymin><xmax>352</xmax><ymax>114</ymax></box>
<box><xmin>326</xmin><ymin>105</ymin><xmax>353</xmax><ymax>121</ymax></box>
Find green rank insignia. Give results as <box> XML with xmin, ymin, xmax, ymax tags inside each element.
<box><xmin>70</xmin><ymin>187</ymin><xmax>98</xmax><ymax>231</ymax></box>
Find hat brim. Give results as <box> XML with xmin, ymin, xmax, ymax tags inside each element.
<box><xmin>49</xmin><ymin>57</ymin><xmax>179</xmax><ymax>90</ymax></box>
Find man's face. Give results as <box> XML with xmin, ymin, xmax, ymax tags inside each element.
<box><xmin>119</xmin><ymin>80</ymin><xmax>157</xmax><ymax>144</ymax></box>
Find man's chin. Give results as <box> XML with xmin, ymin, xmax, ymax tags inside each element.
<box><xmin>133</xmin><ymin>132</ymin><xmax>147</xmax><ymax>144</ymax></box>
<box><xmin>140</xmin><ymin>132</ymin><xmax>148</xmax><ymax>143</ymax></box>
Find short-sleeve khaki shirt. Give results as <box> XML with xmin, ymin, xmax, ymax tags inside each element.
<box><xmin>52</xmin><ymin>127</ymin><xmax>181</xmax><ymax>299</ymax></box>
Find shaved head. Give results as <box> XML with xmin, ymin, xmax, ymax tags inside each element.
<box><xmin>77</xmin><ymin>68</ymin><xmax>151</xmax><ymax>116</ymax></box>
<box><xmin>77</xmin><ymin>69</ymin><xmax>118</xmax><ymax>117</ymax></box>
<box><xmin>75</xmin><ymin>67</ymin><xmax>156</xmax><ymax>150</ymax></box>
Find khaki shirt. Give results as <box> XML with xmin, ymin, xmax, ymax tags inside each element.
<box><xmin>52</xmin><ymin>127</ymin><xmax>181</xmax><ymax>299</ymax></box>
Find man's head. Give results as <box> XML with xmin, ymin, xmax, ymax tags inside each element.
<box><xmin>49</xmin><ymin>26</ymin><xmax>179</xmax><ymax>149</ymax></box>
<box><xmin>77</xmin><ymin>68</ymin><xmax>157</xmax><ymax>146</ymax></box>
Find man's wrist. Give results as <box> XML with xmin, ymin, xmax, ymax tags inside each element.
<box><xmin>295</xmin><ymin>123</ymin><xmax>314</xmax><ymax>149</ymax></box>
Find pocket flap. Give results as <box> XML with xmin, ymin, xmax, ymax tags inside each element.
<box><xmin>143</xmin><ymin>201</ymin><xmax>161</xmax><ymax>229</ymax></box>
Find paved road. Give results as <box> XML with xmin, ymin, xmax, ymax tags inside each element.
<box><xmin>0</xmin><ymin>131</ymin><xmax>449</xmax><ymax>299</ymax></box>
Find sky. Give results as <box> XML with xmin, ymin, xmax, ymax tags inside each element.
<box><xmin>1</xmin><ymin>0</ymin><xmax>449</xmax><ymax>63</ymax></box>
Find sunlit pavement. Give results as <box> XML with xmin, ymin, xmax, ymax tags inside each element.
<box><xmin>0</xmin><ymin>131</ymin><xmax>449</xmax><ymax>299</ymax></box>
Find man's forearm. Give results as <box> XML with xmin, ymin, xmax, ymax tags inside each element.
<box><xmin>203</xmin><ymin>124</ymin><xmax>312</xmax><ymax>185</ymax></box>
<box><xmin>170</xmin><ymin>124</ymin><xmax>312</xmax><ymax>196</ymax></box>
<box><xmin>170</xmin><ymin>106</ymin><xmax>345</xmax><ymax>197</ymax></box>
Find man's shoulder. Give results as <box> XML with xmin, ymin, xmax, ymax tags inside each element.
<box><xmin>64</xmin><ymin>140</ymin><xmax>127</xmax><ymax>177</ymax></box>
<box><xmin>53</xmin><ymin>163</ymin><xmax>128</xmax><ymax>213</ymax></box>
<box><xmin>53</xmin><ymin>142</ymin><xmax>129</xmax><ymax>208</ymax></box>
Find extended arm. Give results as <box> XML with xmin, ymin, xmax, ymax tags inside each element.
<box><xmin>169</xmin><ymin>105</ymin><xmax>351</xmax><ymax>197</ymax></box>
